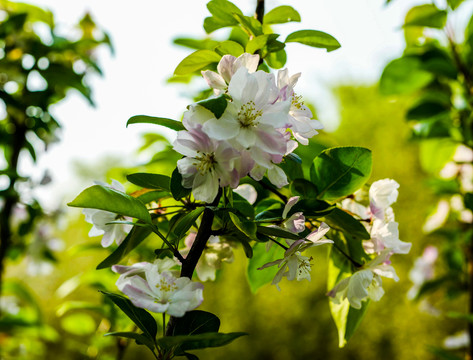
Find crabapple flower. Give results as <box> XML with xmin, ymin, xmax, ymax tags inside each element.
<box><xmin>201</xmin><ymin>67</ymin><xmax>290</xmax><ymax>156</ymax></box>
<box><xmin>113</xmin><ymin>258</ymin><xmax>204</xmax><ymax>317</ymax></box>
<box><xmin>83</xmin><ymin>180</ymin><xmax>132</xmax><ymax>247</ymax></box>
<box><xmin>173</xmin><ymin>125</ymin><xmax>241</xmax><ymax>203</ymax></box>
<box><xmin>407</xmin><ymin>246</ymin><xmax>438</xmax><ymax>299</ymax></box>
<box><xmin>112</xmin><ymin>257</ymin><xmax>179</xmax><ymax>291</ymax></box>
<box><xmin>327</xmin><ymin>250</ymin><xmax>399</xmax><ymax>309</ymax></box>
<box><xmin>369</xmin><ymin>179</ymin><xmax>399</xmax><ymax>221</ymax></box>
<box><xmin>281</xmin><ymin>196</ymin><xmax>305</xmax><ymax>234</ymax></box>
<box><xmin>202</xmin><ymin>53</ymin><xmax>259</xmax><ymax>95</ymax></box>
<box><xmin>259</xmin><ymin>223</ymin><xmax>332</xmax><ymax>290</ymax></box>
<box><xmin>182</xmin><ymin>233</ymin><xmax>234</xmax><ymax>281</ymax></box>
<box><xmin>364</xmin><ymin>219</ymin><xmax>411</xmax><ymax>255</ymax></box>
<box><xmin>277</xmin><ymin>68</ymin><xmax>323</xmax><ymax>145</ymax></box>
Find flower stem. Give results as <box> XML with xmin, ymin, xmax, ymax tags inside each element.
<box><xmin>150</xmin><ymin>224</ymin><xmax>185</xmax><ymax>263</ymax></box>
<box><xmin>270</xmin><ymin>237</ymin><xmax>289</xmax><ymax>251</ymax></box>
<box><xmin>165</xmin><ymin>189</ymin><xmax>222</xmax><ymax>337</ymax></box>
<box><xmin>162</xmin><ymin>313</ymin><xmax>166</xmax><ymax>338</ymax></box>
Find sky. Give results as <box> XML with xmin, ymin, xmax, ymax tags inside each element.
<box><xmin>16</xmin><ymin>0</ymin><xmax>466</xmax><ymax>209</ymax></box>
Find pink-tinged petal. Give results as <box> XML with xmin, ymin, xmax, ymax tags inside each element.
<box><xmin>202</xmin><ymin>116</ymin><xmax>240</xmax><ymax>141</ymax></box>
<box><xmin>192</xmin><ymin>172</ymin><xmax>219</xmax><ymax>203</ymax></box>
<box><xmin>267</xmin><ymin>166</ymin><xmax>288</xmax><ymax>188</ymax></box>
<box><xmin>234</xmin><ymin>184</ymin><xmax>258</xmax><ymax>205</ymax></box>
<box><xmin>327</xmin><ymin>277</ymin><xmax>350</xmax><ymax>298</ymax></box>
<box><xmin>258</xmin><ymin>259</ymin><xmax>283</xmax><ymax>270</ymax></box>
<box><xmin>249</xmin><ymin>165</ymin><xmax>266</xmax><ymax>181</ymax></box>
<box><xmin>233</xmin><ymin>53</ymin><xmax>259</xmax><ymax>73</ymax></box>
<box><xmin>373</xmin><ymin>264</ymin><xmax>399</xmax><ymax>281</ymax></box>
<box><xmin>255</xmin><ymin>126</ymin><xmax>287</xmax><ymax>156</ymax></box>
<box><xmin>201</xmin><ymin>70</ymin><xmax>227</xmax><ymax>91</ymax></box>
<box><xmin>283</xmin><ymin>196</ymin><xmax>300</xmax><ymax>218</ymax></box>
<box><xmin>227</xmin><ymin>67</ymin><xmax>249</xmax><ymax>101</ymax></box>
<box><xmin>284</xmin><ymin>212</ymin><xmax>306</xmax><ymax>234</ymax></box>
<box><xmin>101</xmin><ymin>232</ymin><xmax>114</xmax><ymax>248</ymax></box>
<box><xmin>217</xmin><ymin>55</ymin><xmax>237</xmax><ymax>83</ymax></box>
<box><xmin>237</xmin><ymin>127</ymin><xmax>257</xmax><ymax>148</ymax></box>
<box><xmin>285</xmin><ymin>255</ymin><xmax>299</xmax><ymax>281</ymax></box>
<box><xmin>271</xmin><ymin>264</ymin><xmax>288</xmax><ymax>290</ymax></box>
<box><xmin>306</xmin><ymin>222</ymin><xmax>331</xmax><ymax>242</ymax></box>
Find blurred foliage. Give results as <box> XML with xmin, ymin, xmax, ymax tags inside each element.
<box><xmin>0</xmin><ymin>0</ymin><xmax>111</xmax><ymax>358</ymax></box>
<box><xmin>380</xmin><ymin>0</ymin><xmax>473</xmax><ymax>358</ymax></box>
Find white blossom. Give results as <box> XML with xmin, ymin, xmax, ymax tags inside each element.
<box><xmin>83</xmin><ymin>180</ymin><xmax>132</xmax><ymax>247</ymax></box>
<box><xmin>182</xmin><ymin>233</ymin><xmax>234</xmax><ymax>281</ymax></box>
<box><xmin>202</xmin><ymin>53</ymin><xmax>259</xmax><ymax>95</ymax></box>
<box><xmin>113</xmin><ymin>258</ymin><xmax>203</xmax><ymax>317</ymax></box>
<box><xmin>327</xmin><ymin>251</ymin><xmax>399</xmax><ymax>309</ymax></box>
<box><xmin>259</xmin><ymin>223</ymin><xmax>332</xmax><ymax>290</ymax></box>
<box><xmin>276</xmin><ymin>68</ymin><xmax>323</xmax><ymax>145</ymax></box>
<box><xmin>173</xmin><ymin>125</ymin><xmax>242</xmax><ymax>203</ymax></box>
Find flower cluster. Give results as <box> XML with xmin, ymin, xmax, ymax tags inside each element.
<box><xmin>328</xmin><ymin>179</ymin><xmax>411</xmax><ymax>309</ymax></box>
<box><xmin>173</xmin><ymin>53</ymin><xmax>323</xmax><ymax>203</ymax></box>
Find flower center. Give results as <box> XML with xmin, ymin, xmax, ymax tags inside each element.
<box><xmin>155</xmin><ymin>277</ymin><xmax>178</xmax><ymax>294</ymax></box>
<box><xmin>195</xmin><ymin>152</ymin><xmax>217</xmax><ymax>174</ymax></box>
<box><xmin>297</xmin><ymin>256</ymin><xmax>313</xmax><ymax>278</ymax></box>
<box><xmin>291</xmin><ymin>94</ymin><xmax>304</xmax><ymax>110</ymax></box>
<box><xmin>238</xmin><ymin>101</ymin><xmax>262</xmax><ymax>128</ymax></box>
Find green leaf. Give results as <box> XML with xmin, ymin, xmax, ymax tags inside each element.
<box><xmin>157</xmin><ymin>332</ymin><xmax>247</xmax><ymax>352</ymax></box>
<box><xmin>126</xmin><ymin>173</ymin><xmax>171</xmax><ymax>192</ymax></box>
<box><xmin>203</xmin><ymin>16</ymin><xmax>233</xmax><ymax>34</ymax></box>
<box><xmin>126</xmin><ymin>115</ymin><xmax>185</xmax><ymax>131</ymax></box>
<box><xmin>172</xmin><ymin>310</ymin><xmax>220</xmax><ymax>336</ymax></box>
<box><xmin>171</xmin><ymin>168</ymin><xmax>192</xmax><ymax>200</ymax></box>
<box><xmin>403</xmin><ymin>4</ymin><xmax>447</xmax><ymax>29</ymax></box>
<box><xmin>207</xmin><ymin>0</ymin><xmax>243</xmax><ymax>25</ymax></box>
<box><xmin>465</xmin><ymin>193</ymin><xmax>473</xmax><ymax>212</ymax></box>
<box><xmin>310</xmin><ymin>147</ymin><xmax>372</xmax><ymax>201</ymax></box>
<box><xmin>197</xmin><ymin>95</ymin><xmax>228</xmax><ymax>119</ymax></box>
<box><xmin>229</xmin><ymin>212</ymin><xmax>257</xmax><ymax>239</ymax></box>
<box><xmin>419</xmin><ymin>139</ymin><xmax>457</xmax><ymax>174</ymax></box>
<box><xmin>68</xmin><ymin>185</ymin><xmax>152</xmax><ymax>224</ymax></box>
<box><xmin>265</xmin><ymin>49</ymin><xmax>287</xmax><ymax>69</ymax></box>
<box><xmin>173</xmin><ymin>207</ymin><xmax>205</xmax><ymax>239</ymax></box>
<box><xmin>232</xmin><ymin>199</ymin><xmax>255</xmax><ymax>220</ymax></box>
<box><xmin>174</xmin><ymin>37</ymin><xmax>220</xmax><ymax>50</ymax></box>
<box><xmin>214</xmin><ymin>40</ymin><xmax>244</xmax><ymax>57</ymax></box>
<box><xmin>264</xmin><ymin>6</ymin><xmax>301</xmax><ymax>24</ymax></box>
<box><xmin>232</xmin><ymin>13</ymin><xmax>263</xmax><ymax>37</ymax></box>
<box><xmin>290</xmin><ymin>199</ymin><xmax>335</xmax><ymax>218</ymax></box>
<box><xmin>323</xmin><ymin>208</ymin><xmax>370</xmax><ymax>240</ymax></box>
<box><xmin>380</xmin><ymin>57</ymin><xmax>434</xmax><ymax>95</ymax></box>
<box><xmin>256</xmin><ymin>225</ymin><xmax>301</xmax><ymax>240</ymax></box>
<box><xmin>406</xmin><ymin>101</ymin><xmax>449</xmax><ymax>120</ymax></box>
<box><xmin>447</xmin><ymin>0</ymin><xmax>464</xmax><ymax>10</ymax></box>
<box><xmin>290</xmin><ymin>179</ymin><xmax>318</xmax><ymax>198</ymax></box>
<box><xmin>105</xmin><ymin>331</ymin><xmax>155</xmax><ymax>351</ymax></box>
<box><xmin>174</xmin><ymin>50</ymin><xmax>221</xmax><ymax>76</ymax></box>
<box><xmin>246</xmin><ymin>34</ymin><xmax>278</xmax><ymax>54</ymax></box>
<box><xmin>101</xmin><ymin>291</ymin><xmax>157</xmax><ymax>340</ymax></box>
<box><xmin>97</xmin><ymin>225</ymin><xmax>152</xmax><ymax>269</ymax></box>
<box><xmin>247</xmin><ymin>242</ymin><xmax>285</xmax><ymax>292</ymax></box>
<box><xmin>285</xmin><ymin>30</ymin><xmax>341</xmax><ymax>52</ymax></box>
